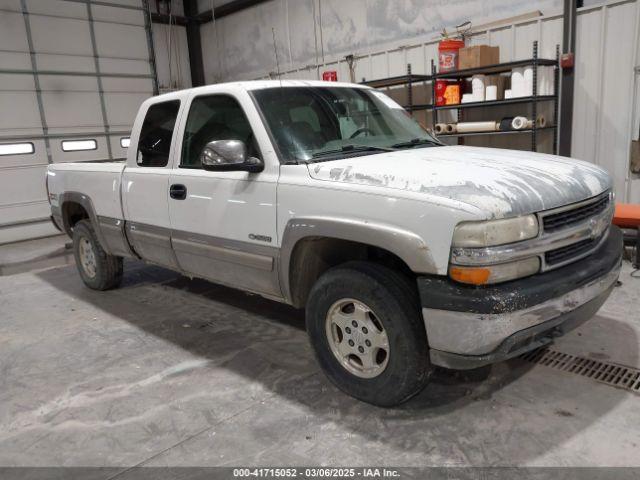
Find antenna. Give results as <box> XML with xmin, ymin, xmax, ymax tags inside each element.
<box><xmin>272</xmin><ymin>26</ymin><xmax>293</xmax><ymax>161</ymax></box>
<box><xmin>272</xmin><ymin>27</ymin><xmax>283</xmax><ymax>88</ymax></box>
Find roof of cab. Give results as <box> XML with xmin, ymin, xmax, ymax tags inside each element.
<box><xmin>146</xmin><ymin>79</ymin><xmax>371</xmax><ymax>104</ymax></box>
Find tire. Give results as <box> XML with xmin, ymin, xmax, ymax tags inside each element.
<box><xmin>306</xmin><ymin>261</ymin><xmax>432</xmax><ymax>407</ymax></box>
<box><xmin>72</xmin><ymin>219</ymin><xmax>123</xmax><ymax>290</ymax></box>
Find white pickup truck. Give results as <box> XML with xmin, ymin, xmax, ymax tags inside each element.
<box><xmin>47</xmin><ymin>80</ymin><xmax>622</xmax><ymax>406</ymax></box>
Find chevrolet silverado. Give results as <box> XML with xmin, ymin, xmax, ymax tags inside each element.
<box><xmin>47</xmin><ymin>80</ymin><xmax>622</xmax><ymax>406</ymax></box>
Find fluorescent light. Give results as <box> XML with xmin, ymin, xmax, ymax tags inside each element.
<box><xmin>120</xmin><ymin>137</ymin><xmax>130</xmax><ymax>148</ymax></box>
<box><xmin>0</xmin><ymin>142</ymin><xmax>34</xmax><ymax>156</ymax></box>
<box><xmin>61</xmin><ymin>139</ymin><xmax>97</xmax><ymax>152</ymax></box>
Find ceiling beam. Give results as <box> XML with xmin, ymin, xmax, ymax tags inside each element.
<box><xmin>149</xmin><ymin>0</ymin><xmax>271</xmax><ymax>26</ymax></box>
<box><xmin>183</xmin><ymin>0</ymin><xmax>205</xmax><ymax>87</ymax></box>
<box><xmin>150</xmin><ymin>12</ymin><xmax>188</xmax><ymax>26</ymax></box>
<box><xmin>195</xmin><ymin>0</ymin><xmax>272</xmax><ymax>24</ymax></box>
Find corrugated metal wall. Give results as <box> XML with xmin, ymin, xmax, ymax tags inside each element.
<box><xmin>201</xmin><ymin>0</ymin><xmax>640</xmax><ymax>203</ymax></box>
<box><xmin>0</xmin><ymin>0</ymin><xmax>157</xmax><ymax>244</ymax></box>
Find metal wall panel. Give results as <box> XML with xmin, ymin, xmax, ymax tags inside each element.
<box><xmin>594</xmin><ymin>1</ymin><xmax>638</xmax><ymax>197</ymax></box>
<box><xmin>0</xmin><ymin>0</ymin><xmax>159</xmax><ymax>244</ymax></box>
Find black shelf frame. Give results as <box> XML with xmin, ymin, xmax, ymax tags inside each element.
<box><xmin>408</xmin><ymin>103</ymin><xmax>434</xmax><ymax>111</ymax></box>
<box><xmin>361</xmin><ymin>63</ymin><xmax>432</xmax><ymax>113</ymax></box>
<box><xmin>437</xmin><ymin>126</ymin><xmax>556</xmax><ymax>138</ymax></box>
<box><xmin>361</xmin><ymin>72</ymin><xmax>431</xmax><ymax>89</ymax></box>
<box><xmin>360</xmin><ymin>41</ymin><xmax>561</xmax><ymax>154</ymax></box>
<box><xmin>433</xmin><ymin>57</ymin><xmax>557</xmax><ymax>79</ymax></box>
<box><xmin>431</xmin><ymin>41</ymin><xmax>560</xmax><ymax>154</ymax></box>
<box><xmin>433</xmin><ymin>95</ymin><xmax>555</xmax><ymax>111</ymax></box>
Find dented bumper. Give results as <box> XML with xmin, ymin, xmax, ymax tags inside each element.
<box><xmin>418</xmin><ymin>226</ymin><xmax>623</xmax><ymax>370</ymax></box>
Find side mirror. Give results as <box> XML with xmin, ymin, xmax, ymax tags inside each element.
<box><xmin>200</xmin><ymin>139</ymin><xmax>264</xmax><ymax>173</ymax></box>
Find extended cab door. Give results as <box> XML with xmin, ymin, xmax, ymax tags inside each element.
<box><xmin>122</xmin><ymin>97</ymin><xmax>182</xmax><ymax>269</ymax></box>
<box><xmin>167</xmin><ymin>89</ymin><xmax>280</xmax><ymax>297</ymax></box>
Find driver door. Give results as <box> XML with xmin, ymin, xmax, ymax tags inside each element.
<box><xmin>168</xmin><ymin>91</ymin><xmax>280</xmax><ymax>297</ymax></box>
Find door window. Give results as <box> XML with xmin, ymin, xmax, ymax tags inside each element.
<box><xmin>137</xmin><ymin>100</ymin><xmax>180</xmax><ymax>167</ymax></box>
<box><xmin>181</xmin><ymin>95</ymin><xmax>259</xmax><ymax>168</ymax></box>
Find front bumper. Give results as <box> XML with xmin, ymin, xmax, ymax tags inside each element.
<box><xmin>418</xmin><ymin>226</ymin><xmax>623</xmax><ymax>370</ymax></box>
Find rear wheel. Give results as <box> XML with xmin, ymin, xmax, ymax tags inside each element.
<box><xmin>72</xmin><ymin>219</ymin><xmax>123</xmax><ymax>290</ymax></box>
<box><xmin>306</xmin><ymin>261</ymin><xmax>432</xmax><ymax>407</ymax></box>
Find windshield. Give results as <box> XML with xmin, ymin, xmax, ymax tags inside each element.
<box><xmin>251</xmin><ymin>86</ymin><xmax>440</xmax><ymax>163</ymax></box>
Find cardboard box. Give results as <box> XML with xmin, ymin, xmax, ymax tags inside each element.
<box><xmin>459</xmin><ymin>46</ymin><xmax>499</xmax><ymax>70</ymax></box>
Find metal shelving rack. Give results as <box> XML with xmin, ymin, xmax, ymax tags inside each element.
<box><xmin>361</xmin><ymin>63</ymin><xmax>432</xmax><ymax>113</ymax></box>
<box><xmin>430</xmin><ymin>41</ymin><xmax>560</xmax><ymax>153</ymax></box>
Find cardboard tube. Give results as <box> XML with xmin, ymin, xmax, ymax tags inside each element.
<box><xmin>445</xmin><ymin>124</ymin><xmax>456</xmax><ymax>133</ymax></box>
<box><xmin>434</xmin><ymin>123</ymin><xmax>447</xmax><ymax>134</ymax></box>
<box><xmin>537</xmin><ymin>115</ymin><xmax>546</xmax><ymax>128</ymax></box>
<box><xmin>511</xmin><ymin>116</ymin><xmax>529</xmax><ymax>130</ymax></box>
<box><xmin>499</xmin><ymin>117</ymin><xmax>515</xmax><ymax>131</ymax></box>
<box><xmin>517</xmin><ymin>116</ymin><xmax>546</xmax><ymax>129</ymax></box>
<box><xmin>455</xmin><ymin>121</ymin><xmax>499</xmax><ymax>133</ymax></box>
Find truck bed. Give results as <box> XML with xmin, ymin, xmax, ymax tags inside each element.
<box><xmin>48</xmin><ymin>161</ymin><xmax>127</xmax><ymax>221</ymax></box>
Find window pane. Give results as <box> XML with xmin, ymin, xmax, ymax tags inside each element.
<box><xmin>0</xmin><ymin>142</ymin><xmax>34</xmax><ymax>156</ymax></box>
<box><xmin>61</xmin><ymin>139</ymin><xmax>97</xmax><ymax>152</ymax></box>
<box><xmin>181</xmin><ymin>95</ymin><xmax>258</xmax><ymax>168</ymax></box>
<box><xmin>137</xmin><ymin>100</ymin><xmax>180</xmax><ymax>167</ymax></box>
<box><xmin>252</xmin><ymin>87</ymin><xmax>434</xmax><ymax>163</ymax></box>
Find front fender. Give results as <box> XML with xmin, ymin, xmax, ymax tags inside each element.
<box><xmin>279</xmin><ymin>216</ymin><xmax>437</xmax><ymax>304</ymax></box>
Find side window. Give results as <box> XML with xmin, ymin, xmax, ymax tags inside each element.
<box><xmin>181</xmin><ymin>95</ymin><xmax>259</xmax><ymax>168</ymax></box>
<box><xmin>137</xmin><ymin>100</ymin><xmax>180</xmax><ymax>167</ymax></box>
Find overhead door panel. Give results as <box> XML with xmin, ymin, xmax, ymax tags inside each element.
<box><xmin>0</xmin><ymin>0</ymin><xmax>158</xmax><ymax>244</ymax></box>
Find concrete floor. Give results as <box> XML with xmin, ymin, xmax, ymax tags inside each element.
<box><xmin>0</xmin><ymin>244</ymin><xmax>639</xmax><ymax>469</ymax></box>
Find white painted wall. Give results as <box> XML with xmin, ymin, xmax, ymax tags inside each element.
<box><xmin>199</xmin><ymin>0</ymin><xmax>564</xmax><ymax>81</ymax></box>
<box><xmin>200</xmin><ymin>0</ymin><xmax>640</xmax><ymax>203</ymax></box>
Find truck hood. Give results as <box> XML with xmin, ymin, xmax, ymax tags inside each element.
<box><xmin>306</xmin><ymin>146</ymin><xmax>612</xmax><ymax>218</ymax></box>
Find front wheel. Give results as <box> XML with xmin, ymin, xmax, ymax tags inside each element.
<box><xmin>72</xmin><ymin>219</ymin><xmax>123</xmax><ymax>290</ymax></box>
<box><xmin>306</xmin><ymin>261</ymin><xmax>432</xmax><ymax>407</ymax></box>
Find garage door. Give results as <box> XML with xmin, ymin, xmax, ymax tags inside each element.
<box><xmin>0</xmin><ymin>0</ymin><xmax>157</xmax><ymax>244</ymax></box>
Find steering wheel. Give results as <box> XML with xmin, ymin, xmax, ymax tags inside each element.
<box><xmin>349</xmin><ymin>128</ymin><xmax>375</xmax><ymax>139</ymax></box>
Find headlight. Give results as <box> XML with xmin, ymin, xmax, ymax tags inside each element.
<box><xmin>449</xmin><ymin>257</ymin><xmax>540</xmax><ymax>285</ymax></box>
<box><xmin>452</xmin><ymin>215</ymin><xmax>539</xmax><ymax>248</ymax></box>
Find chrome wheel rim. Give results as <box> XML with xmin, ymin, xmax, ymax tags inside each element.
<box><xmin>79</xmin><ymin>237</ymin><xmax>97</xmax><ymax>278</ymax></box>
<box><xmin>325</xmin><ymin>298</ymin><xmax>390</xmax><ymax>379</ymax></box>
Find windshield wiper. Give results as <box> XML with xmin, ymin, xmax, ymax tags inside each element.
<box><xmin>390</xmin><ymin>138</ymin><xmax>442</xmax><ymax>149</ymax></box>
<box><xmin>310</xmin><ymin>144</ymin><xmax>396</xmax><ymax>160</ymax></box>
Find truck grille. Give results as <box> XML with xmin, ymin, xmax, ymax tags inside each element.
<box><xmin>545</xmin><ymin>237</ymin><xmax>599</xmax><ymax>266</ymax></box>
<box><xmin>543</xmin><ymin>194</ymin><xmax>610</xmax><ymax>233</ymax></box>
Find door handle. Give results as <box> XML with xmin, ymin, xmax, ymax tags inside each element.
<box><xmin>170</xmin><ymin>184</ymin><xmax>187</xmax><ymax>200</ymax></box>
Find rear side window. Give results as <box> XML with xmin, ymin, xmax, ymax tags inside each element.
<box><xmin>137</xmin><ymin>100</ymin><xmax>180</xmax><ymax>167</ymax></box>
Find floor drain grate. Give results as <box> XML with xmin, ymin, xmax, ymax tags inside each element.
<box><xmin>521</xmin><ymin>348</ymin><xmax>640</xmax><ymax>394</ymax></box>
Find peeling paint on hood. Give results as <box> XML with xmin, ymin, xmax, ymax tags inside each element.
<box><xmin>307</xmin><ymin>146</ymin><xmax>612</xmax><ymax>218</ymax></box>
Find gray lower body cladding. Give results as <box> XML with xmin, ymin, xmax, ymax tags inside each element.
<box><xmin>419</xmin><ymin>226</ymin><xmax>623</xmax><ymax>369</ymax></box>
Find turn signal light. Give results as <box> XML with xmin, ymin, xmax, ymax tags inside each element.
<box><xmin>449</xmin><ymin>257</ymin><xmax>541</xmax><ymax>285</ymax></box>
<box><xmin>449</xmin><ymin>266</ymin><xmax>491</xmax><ymax>285</ymax></box>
